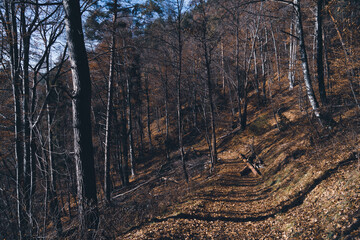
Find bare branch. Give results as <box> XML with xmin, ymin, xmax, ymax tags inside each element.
<box><xmin>14</xmin><ymin>1</ymin><xmax>61</xmax><ymax>6</ymax></box>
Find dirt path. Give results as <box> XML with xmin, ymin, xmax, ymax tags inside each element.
<box><xmin>119</xmin><ymin>157</ymin><xmax>275</xmax><ymax>239</ymax></box>
<box><xmin>119</xmin><ymin>150</ymin><xmax>360</xmax><ymax>239</ymax></box>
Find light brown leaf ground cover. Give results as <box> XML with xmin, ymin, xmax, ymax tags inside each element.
<box><xmin>97</xmin><ymin>80</ymin><xmax>360</xmax><ymax>239</ymax></box>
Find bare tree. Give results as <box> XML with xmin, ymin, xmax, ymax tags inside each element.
<box><xmin>126</xmin><ymin>56</ymin><xmax>135</xmax><ymax>177</ymax></box>
<box><xmin>62</xmin><ymin>0</ymin><xmax>99</xmax><ymax>231</ymax></box>
<box><xmin>315</xmin><ymin>0</ymin><xmax>327</xmax><ymax>105</ymax></box>
<box><xmin>175</xmin><ymin>0</ymin><xmax>189</xmax><ymax>182</ymax></box>
<box><xmin>197</xmin><ymin>0</ymin><xmax>218</xmax><ymax>170</ymax></box>
<box><xmin>145</xmin><ymin>73</ymin><xmax>153</xmax><ymax>150</ymax></box>
<box><xmin>1</xmin><ymin>1</ymin><xmax>27</xmax><ymax>237</ymax></box>
<box><xmin>288</xmin><ymin>17</ymin><xmax>297</xmax><ymax>90</ymax></box>
<box><xmin>104</xmin><ymin>0</ymin><xmax>118</xmax><ymax>204</ymax></box>
<box><xmin>293</xmin><ymin>0</ymin><xmax>322</xmax><ymax>120</ymax></box>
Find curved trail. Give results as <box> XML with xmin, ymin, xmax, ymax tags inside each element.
<box><xmin>121</xmin><ymin>153</ymin><xmax>359</xmax><ymax>239</ymax></box>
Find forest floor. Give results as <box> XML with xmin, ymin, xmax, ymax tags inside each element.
<box><xmin>97</xmin><ymin>81</ymin><xmax>360</xmax><ymax>239</ymax></box>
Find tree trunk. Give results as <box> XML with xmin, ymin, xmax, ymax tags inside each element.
<box><xmin>20</xmin><ymin>5</ymin><xmax>34</xmax><ymax>233</ymax></box>
<box><xmin>241</xmin><ymin>28</ymin><xmax>254</xmax><ymax>131</ymax></box>
<box><xmin>164</xmin><ymin>73</ymin><xmax>169</xmax><ymax>139</ymax></box>
<box><xmin>145</xmin><ymin>75</ymin><xmax>153</xmax><ymax>150</ymax></box>
<box><xmin>200</xmin><ymin>1</ymin><xmax>217</xmax><ymax>170</ymax></box>
<box><xmin>221</xmin><ymin>42</ymin><xmax>226</xmax><ymax>95</ymax></box>
<box><xmin>156</xmin><ymin>107</ymin><xmax>161</xmax><ymax>132</ymax></box>
<box><xmin>288</xmin><ymin>19</ymin><xmax>296</xmax><ymax>90</ymax></box>
<box><xmin>236</xmin><ymin>22</ymin><xmax>243</xmax><ymax>126</ymax></box>
<box><xmin>176</xmin><ymin>0</ymin><xmax>189</xmax><ymax>183</ymax></box>
<box><xmin>227</xmin><ymin>76</ymin><xmax>235</xmax><ymax>119</ymax></box>
<box><xmin>46</xmin><ymin>53</ymin><xmax>63</xmax><ymax>238</ymax></box>
<box><xmin>294</xmin><ymin>0</ymin><xmax>321</xmax><ymax>119</ymax></box>
<box><xmin>316</xmin><ymin>0</ymin><xmax>327</xmax><ymax>105</ymax></box>
<box><xmin>204</xmin><ymin>47</ymin><xmax>217</xmax><ymax>169</ymax></box>
<box><xmin>104</xmin><ymin>0</ymin><xmax>118</xmax><ymax>204</ymax></box>
<box><xmin>126</xmin><ymin>72</ymin><xmax>135</xmax><ymax>177</ymax></box>
<box><xmin>323</xmin><ymin>27</ymin><xmax>331</xmax><ymax>91</ymax></box>
<box><xmin>270</xmin><ymin>24</ymin><xmax>281</xmax><ymax>84</ymax></box>
<box><xmin>162</xmin><ymin>70</ymin><xmax>170</xmax><ymax>161</ymax></box>
<box><xmin>120</xmin><ymin>74</ymin><xmax>130</xmax><ymax>186</ymax></box>
<box><xmin>62</xmin><ymin>0</ymin><xmax>99</xmax><ymax>231</ymax></box>
<box><xmin>192</xmin><ymin>87</ymin><xmax>198</xmax><ymax>128</ymax></box>
<box><xmin>260</xmin><ymin>28</ymin><xmax>268</xmax><ymax>104</ymax></box>
<box><xmin>240</xmin><ymin>82</ymin><xmax>248</xmax><ymax>130</ymax></box>
<box><xmin>201</xmin><ymin>92</ymin><xmax>212</xmax><ymax>164</ymax></box>
<box><xmin>5</xmin><ymin>0</ymin><xmax>26</xmax><ymax>237</ymax></box>
<box><xmin>137</xmin><ymin>108</ymin><xmax>144</xmax><ymax>155</ymax></box>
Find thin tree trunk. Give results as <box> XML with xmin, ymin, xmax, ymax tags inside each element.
<box><xmin>63</xmin><ymin>0</ymin><xmax>99</xmax><ymax>231</ymax></box>
<box><xmin>145</xmin><ymin>75</ymin><xmax>153</xmax><ymax>150</ymax></box>
<box><xmin>137</xmin><ymin>108</ymin><xmax>144</xmax><ymax>155</ymax></box>
<box><xmin>205</xmin><ymin>52</ymin><xmax>218</xmax><ymax>168</ymax></box>
<box><xmin>242</xmin><ymin>19</ymin><xmax>258</xmax><ymax>130</ymax></box>
<box><xmin>176</xmin><ymin>0</ymin><xmax>189</xmax><ymax>183</ymax></box>
<box><xmin>114</xmin><ymin>118</ymin><xmax>124</xmax><ymax>185</ymax></box>
<box><xmin>201</xmin><ymin>95</ymin><xmax>212</xmax><ymax>162</ymax></box>
<box><xmin>241</xmin><ymin>82</ymin><xmax>248</xmax><ymax>130</ymax></box>
<box><xmin>165</xmin><ymin>73</ymin><xmax>169</xmax><ymax>140</ymax></box>
<box><xmin>20</xmin><ymin>5</ymin><xmax>33</xmax><ymax>233</ymax></box>
<box><xmin>241</xmin><ymin>25</ymin><xmax>258</xmax><ymax>130</ymax></box>
<box><xmin>260</xmin><ymin>28</ymin><xmax>268</xmax><ymax>103</ymax></box>
<box><xmin>46</xmin><ymin>53</ymin><xmax>63</xmax><ymax>237</ymax></box>
<box><xmin>235</xmin><ymin>21</ymin><xmax>242</xmax><ymax>128</ymax></box>
<box><xmin>316</xmin><ymin>0</ymin><xmax>327</xmax><ymax>105</ymax></box>
<box><xmin>288</xmin><ymin>20</ymin><xmax>296</xmax><ymax>90</ymax></box>
<box><xmin>156</xmin><ymin>107</ymin><xmax>161</xmax><ymax>132</ymax></box>
<box><xmin>221</xmin><ymin>42</ymin><xmax>226</xmax><ymax>95</ymax></box>
<box><xmin>104</xmin><ymin>0</ymin><xmax>118</xmax><ymax>204</ymax></box>
<box><xmin>162</xmin><ymin>70</ymin><xmax>170</xmax><ymax>160</ymax></box>
<box><xmin>113</xmin><ymin>106</ymin><xmax>124</xmax><ymax>185</ymax></box>
<box><xmin>43</xmin><ymin>168</ymin><xmax>48</xmax><ymax>239</ymax></box>
<box><xmin>253</xmin><ymin>43</ymin><xmax>258</xmax><ymax>76</ymax></box>
<box><xmin>125</xmin><ymin>68</ymin><xmax>135</xmax><ymax>177</ymax></box>
<box><xmin>191</xmin><ymin>59</ymin><xmax>198</xmax><ymax>129</ymax></box>
<box><xmin>200</xmin><ymin>1</ymin><xmax>217</xmax><ymax>170</ymax></box>
<box><xmin>122</xmin><ymin>117</ymin><xmax>130</xmax><ymax>186</ymax></box>
<box><xmin>192</xmin><ymin>88</ymin><xmax>198</xmax><ymax>128</ymax></box>
<box><xmin>6</xmin><ymin>0</ymin><xmax>26</xmax><ymax>237</ymax></box>
<box><xmin>323</xmin><ymin>27</ymin><xmax>331</xmax><ymax>91</ymax></box>
<box><xmin>227</xmin><ymin>76</ymin><xmax>235</xmax><ymax>119</ymax></box>
<box><xmin>270</xmin><ymin>24</ymin><xmax>281</xmax><ymax>84</ymax></box>
<box><xmin>120</xmin><ymin>73</ymin><xmax>130</xmax><ymax>186</ymax></box>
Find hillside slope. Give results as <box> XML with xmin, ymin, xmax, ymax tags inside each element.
<box><xmin>99</xmin><ymin>80</ymin><xmax>360</xmax><ymax>239</ymax></box>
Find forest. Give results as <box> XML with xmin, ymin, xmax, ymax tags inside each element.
<box><xmin>0</xmin><ymin>0</ymin><xmax>359</xmax><ymax>239</ymax></box>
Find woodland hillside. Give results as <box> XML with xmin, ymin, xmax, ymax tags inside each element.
<box><xmin>0</xmin><ymin>0</ymin><xmax>359</xmax><ymax>239</ymax></box>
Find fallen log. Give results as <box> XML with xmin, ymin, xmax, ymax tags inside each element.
<box><xmin>239</xmin><ymin>153</ymin><xmax>262</xmax><ymax>176</ymax></box>
<box><xmin>246</xmin><ymin>162</ymin><xmax>262</xmax><ymax>176</ymax></box>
